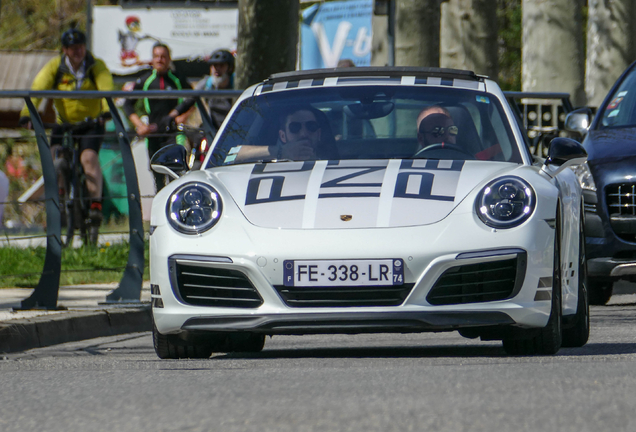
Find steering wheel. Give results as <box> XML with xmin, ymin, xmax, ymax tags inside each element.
<box><xmin>413</xmin><ymin>143</ymin><xmax>474</xmax><ymax>159</ymax></box>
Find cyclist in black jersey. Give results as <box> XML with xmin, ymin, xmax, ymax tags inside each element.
<box><xmin>123</xmin><ymin>42</ymin><xmax>192</xmax><ymax>191</ymax></box>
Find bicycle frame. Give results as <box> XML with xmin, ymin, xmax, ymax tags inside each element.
<box><xmin>55</xmin><ymin>121</ymin><xmax>99</xmax><ymax>247</ymax></box>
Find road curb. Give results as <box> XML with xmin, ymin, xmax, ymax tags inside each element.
<box><xmin>0</xmin><ymin>307</ymin><xmax>152</xmax><ymax>353</ymax></box>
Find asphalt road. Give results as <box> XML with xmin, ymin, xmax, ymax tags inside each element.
<box><xmin>2</xmin><ymin>300</ymin><xmax>636</xmax><ymax>432</ymax></box>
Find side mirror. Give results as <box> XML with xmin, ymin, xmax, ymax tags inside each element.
<box><xmin>150</xmin><ymin>144</ymin><xmax>188</xmax><ymax>179</ymax></box>
<box><xmin>541</xmin><ymin>137</ymin><xmax>587</xmax><ymax>177</ymax></box>
<box><xmin>564</xmin><ymin>107</ymin><xmax>593</xmax><ymax>135</ymax></box>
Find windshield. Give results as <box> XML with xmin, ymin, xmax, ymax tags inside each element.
<box><xmin>206</xmin><ymin>85</ymin><xmax>522</xmax><ymax>167</ymax></box>
<box><xmin>599</xmin><ymin>68</ymin><xmax>636</xmax><ymax>129</ymax></box>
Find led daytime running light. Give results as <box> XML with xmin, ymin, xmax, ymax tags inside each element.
<box><xmin>166</xmin><ymin>182</ymin><xmax>222</xmax><ymax>234</ymax></box>
<box><xmin>476</xmin><ymin>176</ymin><xmax>535</xmax><ymax>228</ymax></box>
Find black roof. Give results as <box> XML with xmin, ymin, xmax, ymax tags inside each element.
<box><xmin>266</xmin><ymin>67</ymin><xmax>481</xmax><ymax>84</ymax></box>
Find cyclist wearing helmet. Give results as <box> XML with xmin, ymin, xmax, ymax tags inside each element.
<box><xmin>172</xmin><ymin>49</ymin><xmax>236</xmax><ymax>131</ymax></box>
<box><xmin>19</xmin><ymin>28</ymin><xmax>114</xmax><ymax>227</ymax></box>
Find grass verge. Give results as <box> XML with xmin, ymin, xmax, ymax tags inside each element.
<box><xmin>0</xmin><ymin>241</ymin><xmax>150</xmax><ymax>288</ymax></box>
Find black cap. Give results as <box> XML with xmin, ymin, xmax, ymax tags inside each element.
<box><xmin>61</xmin><ymin>29</ymin><xmax>86</xmax><ymax>47</ymax></box>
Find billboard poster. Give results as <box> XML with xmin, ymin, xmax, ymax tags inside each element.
<box><xmin>300</xmin><ymin>0</ymin><xmax>373</xmax><ymax>70</ymax></box>
<box><xmin>92</xmin><ymin>6</ymin><xmax>238</xmax><ymax>76</ymax></box>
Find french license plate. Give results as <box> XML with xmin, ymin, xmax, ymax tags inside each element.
<box><xmin>283</xmin><ymin>259</ymin><xmax>404</xmax><ymax>287</ymax></box>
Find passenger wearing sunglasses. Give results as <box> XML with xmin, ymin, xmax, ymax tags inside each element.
<box><xmin>277</xmin><ymin>109</ymin><xmax>322</xmax><ymax>160</ymax></box>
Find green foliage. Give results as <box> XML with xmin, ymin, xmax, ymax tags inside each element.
<box><xmin>0</xmin><ymin>241</ymin><xmax>150</xmax><ymax>287</ymax></box>
<box><xmin>0</xmin><ymin>0</ymin><xmax>112</xmax><ymax>50</ymax></box>
<box><xmin>497</xmin><ymin>0</ymin><xmax>522</xmax><ymax>91</ymax></box>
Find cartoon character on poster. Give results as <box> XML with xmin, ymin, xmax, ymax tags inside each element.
<box><xmin>118</xmin><ymin>16</ymin><xmax>158</xmax><ymax>67</ymax></box>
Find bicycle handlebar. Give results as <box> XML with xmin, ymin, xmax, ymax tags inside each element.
<box><xmin>177</xmin><ymin>123</ymin><xmax>206</xmax><ymax>133</ymax></box>
<box><xmin>42</xmin><ymin>117</ymin><xmax>100</xmax><ymax>132</ymax></box>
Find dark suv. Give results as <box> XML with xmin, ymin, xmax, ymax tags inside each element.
<box><xmin>566</xmin><ymin>60</ymin><xmax>636</xmax><ymax>304</ymax></box>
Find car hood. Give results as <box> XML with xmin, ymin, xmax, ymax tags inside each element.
<box><xmin>213</xmin><ymin>159</ymin><xmax>518</xmax><ymax>229</ymax></box>
<box><xmin>584</xmin><ymin>127</ymin><xmax>636</xmax><ymax>162</ymax></box>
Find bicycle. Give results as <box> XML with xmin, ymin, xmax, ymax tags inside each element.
<box><xmin>48</xmin><ymin>118</ymin><xmax>104</xmax><ymax>247</ymax></box>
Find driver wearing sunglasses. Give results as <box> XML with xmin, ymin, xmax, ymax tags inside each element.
<box><xmin>416</xmin><ymin>105</ymin><xmax>458</xmax><ymax>149</ymax></box>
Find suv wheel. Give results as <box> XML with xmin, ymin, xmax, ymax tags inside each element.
<box><xmin>588</xmin><ymin>277</ymin><xmax>613</xmax><ymax>305</ymax></box>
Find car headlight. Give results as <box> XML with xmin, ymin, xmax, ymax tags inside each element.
<box><xmin>570</xmin><ymin>161</ymin><xmax>596</xmax><ymax>191</ymax></box>
<box><xmin>476</xmin><ymin>176</ymin><xmax>535</xmax><ymax>228</ymax></box>
<box><xmin>166</xmin><ymin>182</ymin><xmax>222</xmax><ymax>234</ymax></box>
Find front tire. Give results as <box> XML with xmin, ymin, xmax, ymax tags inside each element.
<box><xmin>562</xmin><ymin>211</ymin><xmax>590</xmax><ymax>347</ymax></box>
<box><xmin>153</xmin><ymin>324</ymin><xmax>213</xmax><ymax>359</ymax></box>
<box><xmin>503</xmin><ymin>212</ymin><xmax>562</xmax><ymax>355</ymax></box>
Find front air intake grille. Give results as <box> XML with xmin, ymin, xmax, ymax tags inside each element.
<box><xmin>273</xmin><ymin>284</ymin><xmax>415</xmax><ymax>308</ymax></box>
<box><xmin>426</xmin><ymin>256</ymin><xmax>525</xmax><ymax>306</ymax></box>
<box><xmin>607</xmin><ymin>183</ymin><xmax>636</xmax><ymax>241</ymax></box>
<box><xmin>172</xmin><ymin>261</ymin><xmax>263</xmax><ymax>308</ymax></box>
<box><xmin>607</xmin><ymin>183</ymin><xmax>636</xmax><ymax>216</ymax></box>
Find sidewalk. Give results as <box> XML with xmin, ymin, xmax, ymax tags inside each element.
<box><xmin>0</xmin><ymin>283</ymin><xmax>152</xmax><ymax>353</ymax></box>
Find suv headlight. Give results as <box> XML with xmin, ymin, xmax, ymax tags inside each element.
<box><xmin>166</xmin><ymin>183</ymin><xmax>222</xmax><ymax>234</ymax></box>
<box><xmin>476</xmin><ymin>176</ymin><xmax>535</xmax><ymax>228</ymax></box>
<box><xmin>570</xmin><ymin>161</ymin><xmax>596</xmax><ymax>191</ymax></box>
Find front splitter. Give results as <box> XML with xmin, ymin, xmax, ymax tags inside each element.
<box><xmin>181</xmin><ymin>310</ymin><xmax>516</xmax><ymax>335</ymax></box>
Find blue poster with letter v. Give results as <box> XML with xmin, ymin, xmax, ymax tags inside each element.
<box><xmin>300</xmin><ymin>0</ymin><xmax>373</xmax><ymax>69</ymax></box>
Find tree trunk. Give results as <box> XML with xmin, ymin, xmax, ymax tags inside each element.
<box><xmin>371</xmin><ymin>15</ymin><xmax>389</xmax><ymax>66</ymax></box>
<box><xmin>236</xmin><ymin>0</ymin><xmax>299</xmax><ymax>89</ymax></box>
<box><xmin>440</xmin><ymin>0</ymin><xmax>498</xmax><ymax>79</ymax></box>
<box><xmin>395</xmin><ymin>0</ymin><xmax>441</xmax><ymax>67</ymax></box>
<box><xmin>522</xmin><ymin>0</ymin><xmax>585</xmax><ymax>106</ymax></box>
<box><xmin>586</xmin><ymin>0</ymin><xmax>636</xmax><ymax>108</ymax></box>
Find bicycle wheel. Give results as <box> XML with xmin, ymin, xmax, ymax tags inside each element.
<box><xmin>77</xmin><ymin>175</ymin><xmax>90</xmax><ymax>246</ymax></box>
<box><xmin>65</xmin><ymin>157</ymin><xmax>89</xmax><ymax>247</ymax></box>
<box><xmin>79</xmin><ymin>171</ymin><xmax>100</xmax><ymax>246</ymax></box>
<box><xmin>64</xmin><ymin>193</ymin><xmax>81</xmax><ymax>248</ymax></box>
<box><xmin>88</xmin><ymin>222</ymin><xmax>99</xmax><ymax>245</ymax></box>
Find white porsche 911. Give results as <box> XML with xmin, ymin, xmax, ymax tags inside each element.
<box><xmin>149</xmin><ymin>67</ymin><xmax>589</xmax><ymax>358</ymax></box>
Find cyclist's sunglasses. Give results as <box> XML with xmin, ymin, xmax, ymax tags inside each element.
<box><xmin>420</xmin><ymin>124</ymin><xmax>459</xmax><ymax>137</ymax></box>
<box><xmin>288</xmin><ymin>121</ymin><xmax>320</xmax><ymax>134</ymax></box>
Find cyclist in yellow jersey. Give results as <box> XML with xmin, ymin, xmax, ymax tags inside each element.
<box><xmin>19</xmin><ymin>29</ymin><xmax>114</xmax><ymax>226</ymax></box>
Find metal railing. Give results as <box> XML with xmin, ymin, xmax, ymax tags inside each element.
<box><xmin>0</xmin><ymin>88</ymin><xmax>242</xmax><ymax>309</ymax></box>
<box><xmin>504</xmin><ymin>91</ymin><xmax>576</xmax><ymax>157</ymax></box>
